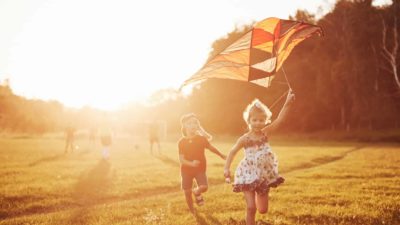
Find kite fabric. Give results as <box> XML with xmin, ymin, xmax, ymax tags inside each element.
<box><xmin>182</xmin><ymin>17</ymin><xmax>323</xmax><ymax>88</ymax></box>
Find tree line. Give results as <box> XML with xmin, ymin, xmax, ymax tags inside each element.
<box><xmin>1</xmin><ymin>0</ymin><xmax>399</xmax><ymax>136</ymax></box>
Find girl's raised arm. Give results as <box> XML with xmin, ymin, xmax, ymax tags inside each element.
<box><xmin>224</xmin><ymin>136</ymin><xmax>245</xmax><ymax>178</ymax></box>
<box><xmin>262</xmin><ymin>89</ymin><xmax>295</xmax><ymax>135</ymax></box>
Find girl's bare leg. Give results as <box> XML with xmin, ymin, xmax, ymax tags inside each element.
<box><xmin>255</xmin><ymin>189</ymin><xmax>269</xmax><ymax>214</ymax></box>
<box><xmin>244</xmin><ymin>191</ymin><xmax>257</xmax><ymax>225</ymax></box>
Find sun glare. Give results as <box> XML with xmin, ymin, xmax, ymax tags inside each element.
<box><xmin>4</xmin><ymin>0</ymin><xmax>393</xmax><ymax>110</ymax></box>
<box><xmin>5</xmin><ymin>0</ymin><xmax>223</xmax><ymax>110</ymax></box>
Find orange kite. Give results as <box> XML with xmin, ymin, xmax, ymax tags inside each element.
<box><xmin>182</xmin><ymin>17</ymin><xmax>323</xmax><ymax>88</ymax></box>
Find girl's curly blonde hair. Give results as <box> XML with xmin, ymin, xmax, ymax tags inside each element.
<box><xmin>243</xmin><ymin>99</ymin><xmax>272</xmax><ymax>127</ymax></box>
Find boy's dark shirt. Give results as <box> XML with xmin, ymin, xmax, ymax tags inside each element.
<box><xmin>178</xmin><ymin>135</ymin><xmax>210</xmax><ymax>174</ymax></box>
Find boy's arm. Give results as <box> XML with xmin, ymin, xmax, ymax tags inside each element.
<box><xmin>207</xmin><ymin>144</ymin><xmax>226</xmax><ymax>160</ymax></box>
<box><xmin>179</xmin><ymin>154</ymin><xmax>198</xmax><ymax>167</ymax></box>
<box><xmin>262</xmin><ymin>89</ymin><xmax>295</xmax><ymax>135</ymax></box>
<box><xmin>224</xmin><ymin>137</ymin><xmax>245</xmax><ymax>178</ymax></box>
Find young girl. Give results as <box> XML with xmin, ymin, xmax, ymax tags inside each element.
<box><xmin>100</xmin><ymin>127</ymin><xmax>112</xmax><ymax>160</ymax></box>
<box><xmin>178</xmin><ymin>113</ymin><xmax>226</xmax><ymax>213</ymax></box>
<box><xmin>99</xmin><ymin>117</ymin><xmax>113</xmax><ymax>160</ymax></box>
<box><xmin>224</xmin><ymin>89</ymin><xmax>295</xmax><ymax>225</ymax></box>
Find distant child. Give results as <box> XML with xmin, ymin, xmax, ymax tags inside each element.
<box><xmin>64</xmin><ymin>125</ymin><xmax>76</xmax><ymax>153</ymax></box>
<box><xmin>224</xmin><ymin>89</ymin><xmax>295</xmax><ymax>225</ymax></box>
<box><xmin>89</xmin><ymin>127</ymin><xmax>97</xmax><ymax>149</ymax></box>
<box><xmin>99</xmin><ymin>127</ymin><xmax>113</xmax><ymax>160</ymax></box>
<box><xmin>148</xmin><ymin>121</ymin><xmax>161</xmax><ymax>155</ymax></box>
<box><xmin>178</xmin><ymin>113</ymin><xmax>226</xmax><ymax>213</ymax></box>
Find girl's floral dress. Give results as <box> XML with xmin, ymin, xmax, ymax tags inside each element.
<box><xmin>232</xmin><ymin>134</ymin><xmax>284</xmax><ymax>194</ymax></box>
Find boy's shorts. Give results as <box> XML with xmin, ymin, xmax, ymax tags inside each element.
<box><xmin>181</xmin><ymin>171</ymin><xmax>208</xmax><ymax>190</ymax></box>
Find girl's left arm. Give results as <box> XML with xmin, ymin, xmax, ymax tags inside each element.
<box><xmin>207</xmin><ymin>144</ymin><xmax>226</xmax><ymax>160</ymax></box>
<box><xmin>224</xmin><ymin>137</ymin><xmax>245</xmax><ymax>178</ymax></box>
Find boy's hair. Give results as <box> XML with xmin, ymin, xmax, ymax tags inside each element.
<box><xmin>180</xmin><ymin>113</ymin><xmax>212</xmax><ymax>140</ymax></box>
<box><xmin>180</xmin><ymin>113</ymin><xmax>198</xmax><ymax>137</ymax></box>
<box><xmin>243</xmin><ymin>99</ymin><xmax>272</xmax><ymax>125</ymax></box>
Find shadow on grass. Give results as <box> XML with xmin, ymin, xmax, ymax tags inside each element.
<box><xmin>287</xmin><ymin>212</ymin><xmax>400</xmax><ymax>225</ymax></box>
<box><xmin>154</xmin><ymin>154</ymin><xmax>180</xmax><ymax>167</ymax></box>
<box><xmin>282</xmin><ymin>145</ymin><xmax>365</xmax><ymax>173</ymax></box>
<box><xmin>68</xmin><ymin>159</ymin><xmax>113</xmax><ymax>224</ymax></box>
<box><xmin>74</xmin><ymin>159</ymin><xmax>113</xmax><ymax>202</ymax></box>
<box><xmin>194</xmin><ymin>212</ymin><xmax>208</xmax><ymax>225</ymax></box>
<box><xmin>193</xmin><ymin>211</ymin><xmax>224</xmax><ymax>225</ymax></box>
<box><xmin>226</xmin><ymin>218</ymin><xmax>245</xmax><ymax>225</ymax></box>
<box><xmin>28</xmin><ymin>154</ymin><xmax>66</xmax><ymax>167</ymax></box>
<box><xmin>225</xmin><ymin>218</ymin><xmax>271</xmax><ymax>225</ymax></box>
<box><xmin>205</xmin><ymin>213</ymin><xmax>223</xmax><ymax>225</ymax></box>
<box><xmin>28</xmin><ymin>149</ymin><xmax>91</xmax><ymax>167</ymax></box>
<box><xmin>0</xmin><ymin>195</ymin><xmax>47</xmax><ymax>219</ymax></box>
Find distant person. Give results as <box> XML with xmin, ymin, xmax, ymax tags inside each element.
<box><xmin>89</xmin><ymin>127</ymin><xmax>97</xmax><ymax>149</ymax></box>
<box><xmin>224</xmin><ymin>89</ymin><xmax>295</xmax><ymax>225</ymax></box>
<box><xmin>99</xmin><ymin>127</ymin><xmax>112</xmax><ymax>160</ymax></box>
<box><xmin>178</xmin><ymin>113</ymin><xmax>226</xmax><ymax>213</ymax></box>
<box><xmin>64</xmin><ymin>126</ymin><xmax>76</xmax><ymax>153</ymax></box>
<box><xmin>148</xmin><ymin>121</ymin><xmax>161</xmax><ymax>155</ymax></box>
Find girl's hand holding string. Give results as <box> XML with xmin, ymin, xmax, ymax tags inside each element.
<box><xmin>285</xmin><ymin>89</ymin><xmax>296</xmax><ymax>105</ymax></box>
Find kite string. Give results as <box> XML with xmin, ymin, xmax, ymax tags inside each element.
<box><xmin>270</xmin><ymin>89</ymin><xmax>289</xmax><ymax>110</ymax></box>
<box><xmin>282</xmin><ymin>66</ymin><xmax>292</xmax><ymax>90</ymax></box>
<box><xmin>270</xmin><ymin>65</ymin><xmax>293</xmax><ymax>110</ymax></box>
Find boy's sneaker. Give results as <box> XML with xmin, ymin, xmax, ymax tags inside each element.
<box><xmin>193</xmin><ymin>192</ymin><xmax>204</xmax><ymax>206</ymax></box>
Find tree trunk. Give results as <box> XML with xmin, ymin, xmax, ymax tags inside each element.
<box><xmin>382</xmin><ymin>16</ymin><xmax>400</xmax><ymax>91</ymax></box>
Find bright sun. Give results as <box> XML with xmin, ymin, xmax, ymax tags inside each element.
<box><xmin>6</xmin><ymin>0</ymin><xmax>224</xmax><ymax>110</ymax></box>
<box><xmin>4</xmin><ymin>0</ymin><xmax>384</xmax><ymax>110</ymax></box>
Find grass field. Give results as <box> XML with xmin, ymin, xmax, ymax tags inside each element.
<box><xmin>0</xmin><ymin>136</ymin><xmax>399</xmax><ymax>225</ymax></box>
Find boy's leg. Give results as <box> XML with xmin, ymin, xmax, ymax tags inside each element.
<box><xmin>244</xmin><ymin>191</ymin><xmax>257</xmax><ymax>225</ymax></box>
<box><xmin>193</xmin><ymin>173</ymin><xmax>208</xmax><ymax>206</ymax></box>
<box><xmin>193</xmin><ymin>185</ymin><xmax>208</xmax><ymax>195</ymax></box>
<box><xmin>65</xmin><ymin>139</ymin><xmax>73</xmax><ymax>153</ymax></box>
<box><xmin>181</xmin><ymin>172</ymin><xmax>195</xmax><ymax>213</ymax></box>
<box><xmin>70</xmin><ymin>139</ymin><xmax>75</xmax><ymax>152</ymax></box>
<box><xmin>149</xmin><ymin>140</ymin><xmax>153</xmax><ymax>155</ymax></box>
<box><xmin>64</xmin><ymin>140</ymin><xmax>69</xmax><ymax>153</ymax></box>
<box><xmin>183</xmin><ymin>189</ymin><xmax>195</xmax><ymax>213</ymax></box>
<box><xmin>157</xmin><ymin>141</ymin><xmax>161</xmax><ymax>154</ymax></box>
<box><xmin>193</xmin><ymin>172</ymin><xmax>208</xmax><ymax>194</ymax></box>
<box><xmin>255</xmin><ymin>189</ymin><xmax>269</xmax><ymax>214</ymax></box>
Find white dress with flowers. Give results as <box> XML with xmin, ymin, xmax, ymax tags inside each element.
<box><xmin>232</xmin><ymin>134</ymin><xmax>284</xmax><ymax>194</ymax></box>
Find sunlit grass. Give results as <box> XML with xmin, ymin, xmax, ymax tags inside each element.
<box><xmin>0</xmin><ymin>137</ymin><xmax>399</xmax><ymax>225</ymax></box>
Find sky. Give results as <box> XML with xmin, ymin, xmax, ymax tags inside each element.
<box><xmin>0</xmin><ymin>0</ymin><xmax>392</xmax><ymax>110</ymax></box>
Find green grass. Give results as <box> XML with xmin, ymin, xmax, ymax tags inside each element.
<box><xmin>0</xmin><ymin>137</ymin><xmax>399</xmax><ymax>225</ymax></box>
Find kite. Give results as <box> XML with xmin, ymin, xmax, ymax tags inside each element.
<box><xmin>181</xmin><ymin>17</ymin><xmax>323</xmax><ymax>89</ymax></box>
